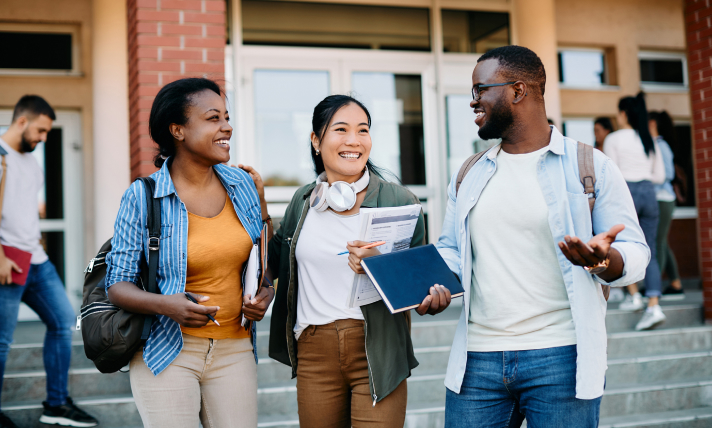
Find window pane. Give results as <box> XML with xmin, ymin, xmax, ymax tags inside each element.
<box><xmin>30</xmin><ymin>129</ymin><xmax>64</xmax><ymax>219</ymax></box>
<box><xmin>562</xmin><ymin>119</ymin><xmax>595</xmax><ymax>147</ymax></box>
<box><xmin>446</xmin><ymin>94</ymin><xmax>499</xmax><ymax>176</ymax></box>
<box><xmin>640</xmin><ymin>59</ymin><xmax>684</xmax><ymax>85</ymax></box>
<box><xmin>559</xmin><ymin>51</ymin><xmax>605</xmax><ymax>86</ymax></box>
<box><xmin>242</xmin><ymin>1</ymin><xmax>430</xmax><ymax>51</ymax></box>
<box><xmin>442</xmin><ymin>10</ymin><xmax>510</xmax><ymax>53</ymax></box>
<box><xmin>0</xmin><ymin>32</ymin><xmax>72</xmax><ymax>70</ymax></box>
<box><xmin>253</xmin><ymin>70</ymin><xmax>330</xmax><ymax>186</ymax></box>
<box><xmin>352</xmin><ymin>73</ymin><xmax>426</xmax><ymax>185</ymax></box>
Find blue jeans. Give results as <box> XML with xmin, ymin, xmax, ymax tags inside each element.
<box><xmin>445</xmin><ymin>345</ymin><xmax>601</xmax><ymax>428</ymax></box>
<box><xmin>0</xmin><ymin>260</ymin><xmax>75</xmax><ymax>408</ymax></box>
<box><xmin>626</xmin><ymin>181</ymin><xmax>662</xmax><ymax>297</ymax></box>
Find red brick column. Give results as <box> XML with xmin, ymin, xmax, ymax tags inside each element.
<box><xmin>127</xmin><ymin>0</ymin><xmax>226</xmax><ymax>179</ymax></box>
<box><xmin>686</xmin><ymin>0</ymin><xmax>712</xmax><ymax>322</ymax></box>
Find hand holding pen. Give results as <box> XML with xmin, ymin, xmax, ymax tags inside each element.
<box><xmin>184</xmin><ymin>292</ymin><xmax>220</xmax><ymax>326</ymax></box>
<box><xmin>345</xmin><ymin>240</ymin><xmax>386</xmax><ymax>275</ymax></box>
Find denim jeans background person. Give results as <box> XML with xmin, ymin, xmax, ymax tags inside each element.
<box><xmin>436</xmin><ymin>46</ymin><xmax>649</xmax><ymax>427</ymax></box>
<box><xmin>0</xmin><ymin>96</ymin><xmax>98</xmax><ymax>428</ymax></box>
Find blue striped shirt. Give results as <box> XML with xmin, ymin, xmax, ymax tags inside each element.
<box><xmin>105</xmin><ymin>160</ymin><xmax>263</xmax><ymax>375</ymax></box>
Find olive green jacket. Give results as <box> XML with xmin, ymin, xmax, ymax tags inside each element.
<box><xmin>268</xmin><ymin>173</ymin><xmax>425</xmax><ymax>404</ymax></box>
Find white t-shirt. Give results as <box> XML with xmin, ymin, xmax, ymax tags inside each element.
<box><xmin>603</xmin><ymin>129</ymin><xmax>665</xmax><ymax>184</ymax></box>
<box><xmin>0</xmin><ymin>137</ymin><xmax>48</xmax><ymax>264</ymax></box>
<box><xmin>294</xmin><ymin>208</ymin><xmax>364</xmax><ymax>339</ymax></box>
<box><xmin>467</xmin><ymin>146</ymin><xmax>576</xmax><ymax>352</ymax></box>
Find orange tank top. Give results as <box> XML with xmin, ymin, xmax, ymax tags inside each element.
<box><xmin>181</xmin><ymin>194</ymin><xmax>252</xmax><ymax>339</ymax></box>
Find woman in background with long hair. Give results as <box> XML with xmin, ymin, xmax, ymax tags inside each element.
<box><xmin>649</xmin><ymin>111</ymin><xmax>684</xmax><ymax>296</ymax></box>
<box><xmin>603</xmin><ymin>92</ymin><xmax>666</xmax><ymax>330</ymax></box>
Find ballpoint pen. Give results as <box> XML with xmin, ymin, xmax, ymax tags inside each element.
<box><xmin>184</xmin><ymin>292</ymin><xmax>220</xmax><ymax>326</ymax></box>
<box><xmin>337</xmin><ymin>241</ymin><xmax>386</xmax><ymax>256</ymax></box>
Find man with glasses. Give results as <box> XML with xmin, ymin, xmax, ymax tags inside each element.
<box><xmin>436</xmin><ymin>46</ymin><xmax>649</xmax><ymax>427</ymax></box>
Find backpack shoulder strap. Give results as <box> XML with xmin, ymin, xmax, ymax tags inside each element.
<box><xmin>577</xmin><ymin>142</ymin><xmax>596</xmax><ymax>213</ymax></box>
<box><xmin>137</xmin><ymin>177</ymin><xmax>160</xmax><ymax>340</ymax></box>
<box><xmin>455</xmin><ymin>150</ymin><xmax>488</xmax><ymax>196</ymax></box>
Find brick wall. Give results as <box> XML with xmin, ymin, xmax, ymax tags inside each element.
<box><xmin>127</xmin><ymin>0</ymin><xmax>226</xmax><ymax>179</ymax></box>
<box><xmin>685</xmin><ymin>0</ymin><xmax>712</xmax><ymax>321</ymax></box>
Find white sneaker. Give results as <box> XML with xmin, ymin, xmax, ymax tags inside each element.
<box><xmin>608</xmin><ymin>288</ymin><xmax>625</xmax><ymax>302</ymax></box>
<box><xmin>618</xmin><ymin>292</ymin><xmax>644</xmax><ymax>311</ymax></box>
<box><xmin>635</xmin><ymin>305</ymin><xmax>666</xmax><ymax>331</ymax></box>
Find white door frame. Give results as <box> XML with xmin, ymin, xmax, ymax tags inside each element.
<box><xmin>0</xmin><ymin>110</ymin><xmax>84</xmax><ymax>320</ymax></box>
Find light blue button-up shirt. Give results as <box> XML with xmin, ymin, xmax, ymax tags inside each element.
<box><xmin>436</xmin><ymin>127</ymin><xmax>650</xmax><ymax>399</ymax></box>
<box><xmin>105</xmin><ymin>160</ymin><xmax>263</xmax><ymax>375</ymax></box>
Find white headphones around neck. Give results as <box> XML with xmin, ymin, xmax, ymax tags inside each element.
<box><xmin>309</xmin><ymin>169</ymin><xmax>370</xmax><ymax>212</ymax></box>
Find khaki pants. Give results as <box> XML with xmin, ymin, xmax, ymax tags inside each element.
<box><xmin>296</xmin><ymin>319</ymin><xmax>407</xmax><ymax>428</ymax></box>
<box><xmin>129</xmin><ymin>333</ymin><xmax>257</xmax><ymax>428</ymax></box>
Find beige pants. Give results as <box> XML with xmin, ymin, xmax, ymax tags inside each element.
<box><xmin>129</xmin><ymin>333</ymin><xmax>257</xmax><ymax>428</ymax></box>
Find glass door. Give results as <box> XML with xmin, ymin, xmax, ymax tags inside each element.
<box><xmin>0</xmin><ymin>111</ymin><xmax>84</xmax><ymax>320</ymax></box>
<box><xmin>236</xmin><ymin>46</ymin><xmax>442</xmax><ymax>236</ymax></box>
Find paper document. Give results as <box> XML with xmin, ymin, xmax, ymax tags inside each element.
<box><xmin>242</xmin><ymin>244</ymin><xmax>259</xmax><ymax>326</ymax></box>
<box><xmin>348</xmin><ymin>204</ymin><xmax>421</xmax><ymax>308</ymax></box>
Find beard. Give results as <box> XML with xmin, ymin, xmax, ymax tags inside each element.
<box><xmin>19</xmin><ymin>131</ymin><xmax>38</xmax><ymax>153</ymax></box>
<box><xmin>477</xmin><ymin>97</ymin><xmax>514</xmax><ymax>141</ymax></box>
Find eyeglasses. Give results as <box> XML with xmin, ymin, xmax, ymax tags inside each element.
<box><xmin>471</xmin><ymin>81</ymin><xmax>518</xmax><ymax>101</ymax></box>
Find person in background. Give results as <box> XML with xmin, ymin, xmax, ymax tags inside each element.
<box><xmin>649</xmin><ymin>111</ymin><xmax>683</xmax><ymax>296</ymax></box>
<box><xmin>267</xmin><ymin>95</ymin><xmax>451</xmax><ymax>428</ymax></box>
<box><xmin>0</xmin><ymin>96</ymin><xmax>99</xmax><ymax>428</ymax></box>
<box><xmin>603</xmin><ymin>93</ymin><xmax>666</xmax><ymax>330</ymax></box>
<box><xmin>105</xmin><ymin>78</ymin><xmax>273</xmax><ymax>428</ymax></box>
<box><xmin>594</xmin><ymin>117</ymin><xmax>614</xmax><ymax>152</ymax></box>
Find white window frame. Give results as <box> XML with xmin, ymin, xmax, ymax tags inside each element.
<box><xmin>638</xmin><ymin>50</ymin><xmax>688</xmax><ymax>93</ymax></box>
<box><xmin>557</xmin><ymin>47</ymin><xmax>618</xmax><ymax>91</ymax></box>
<box><xmin>0</xmin><ymin>23</ymin><xmax>81</xmax><ymax>77</ymax></box>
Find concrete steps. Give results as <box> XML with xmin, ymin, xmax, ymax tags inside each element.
<box><xmin>3</xmin><ymin>292</ymin><xmax>710</xmax><ymax>427</ymax></box>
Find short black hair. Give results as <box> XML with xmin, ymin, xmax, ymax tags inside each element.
<box><xmin>594</xmin><ymin>117</ymin><xmax>614</xmax><ymax>132</ymax></box>
<box><xmin>477</xmin><ymin>45</ymin><xmax>546</xmax><ymax>100</ymax></box>
<box><xmin>149</xmin><ymin>77</ymin><xmax>222</xmax><ymax>168</ymax></box>
<box><xmin>12</xmin><ymin>95</ymin><xmax>56</xmax><ymax>122</ymax></box>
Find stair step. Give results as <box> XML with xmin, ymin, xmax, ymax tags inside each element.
<box><xmin>2</xmin><ymin>395</ymin><xmax>141</xmax><ymax>428</ymax></box>
<box><xmin>607</xmin><ymin>326</ymin><xmax>712</xmax><ymax>359</ymax></box>
<box><xmin>601</xmin><ymin>378</ymin><xmax>712</xmax><ymax>418</ymax></box>
<box><xmin>600</xmin><ymin>406</ymin><xmax>712</xmax><ymax>428</ymax></box>
<box><xmin>6</xmin><ymin>341</ymin><xmax>91</xmax><ymax>372</ymax></box>
<box><xmin>2</xmin><ymin>368</ymin><xmax>130</xmax><ymax>402</ymax></box>
<box><xmin>605</xmin><ymin>305</ymin><xmax>704</xmax><ymax>333</ymax></box>
<box><xmin>606</xmin><ymin>350</ymin><xmax>712</xmax><ymax>386</ymax></box>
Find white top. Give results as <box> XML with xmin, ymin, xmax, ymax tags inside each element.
<box><xmin>294</xmin><ymin>207</ymin><xmax>364</xmax><ymax>339</ymax></box>
<box><xmin>0</xmin><ymin>137</ymin><xmax>48</xmax><ymax>264</ymax></box>
<box><xmin>603</xmin><ymin>129</ymin><xmax>665</xmax><ymax>184</ymax></box>
<box><xmin>467</xmin><ymin>146</ymin><xmax>576</xmax><ymax>352</ymax></box>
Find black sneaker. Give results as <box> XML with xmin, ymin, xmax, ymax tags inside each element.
<box><xmin>663</xmin><ymin>285</ymin><xmax>684</xmax><ymax>295</ymax></box>
<box><xmin>39</xmin><ymin>397</ymin><xmax>98</xmax><ymax>427</ymax></box>
<box><xmin>0</xmin><ymin>412</ymin><xmax>19</xmax><ymax>428</ymax></box>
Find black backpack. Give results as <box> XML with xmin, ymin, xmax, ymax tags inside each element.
<box><xmin>77</xmin><ymin>177</ymin><xmax>161</xmax><ymax>373</ymax></box>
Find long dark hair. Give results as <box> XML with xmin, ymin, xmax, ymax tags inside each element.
<box><xmin>149</xmin><ymin>77</ymin><xmax>223</xmax><ymax>167</ymax></box>
<box><xmin>310</xmin><ymin>94</ymin><xmax>393</xmax><ymax>181</ymax></box>
<box><xmin>649</xmin><ymin>110</ymin><xmax>678</xmax><ymax>149</ymax></box>
<box><xmin>618</xmin><ymin>92</ymin><xmax>655</xmax><ymax>156</ymax></box>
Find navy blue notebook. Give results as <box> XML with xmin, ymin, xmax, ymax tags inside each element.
<box><xmin>360</xmin><ymin>244</ymin><xmax>465</xmax><ymax>314</ymax></box>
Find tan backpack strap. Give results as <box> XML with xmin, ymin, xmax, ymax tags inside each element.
<box><xmin>455</xmin><ymin>150</ymin><xmax>488</xmax><ymax>196</ymax></box>
<box><xmin>577</xmin><ymin>142</ymin><xmax>596</xmax><ymax>213</ymax></box>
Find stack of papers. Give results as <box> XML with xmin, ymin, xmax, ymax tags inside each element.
<box><xmin>347</xmin><ymin>204</ymin><xmax>421</xmax><ymax>308</ymax></box>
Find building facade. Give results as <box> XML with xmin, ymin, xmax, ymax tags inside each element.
<box><xmin>0</xmin><ymin>0</ymin><xmax>705</xmax><ymax>319</ymax></box>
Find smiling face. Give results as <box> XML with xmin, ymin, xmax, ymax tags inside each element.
<box><xmin>312</xmin><ymin>102</ymin><xmax>372</xmax><ymax>184</ymax></box>
<box><xmin>470</xmin><ymin>59</ymin><xmax>515</xmax><ymax>141</ymax></box>
<box><xmin>171</xmin><ymin>89</ymin><xmax>232</xmax><ymax>165</ymax></box>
